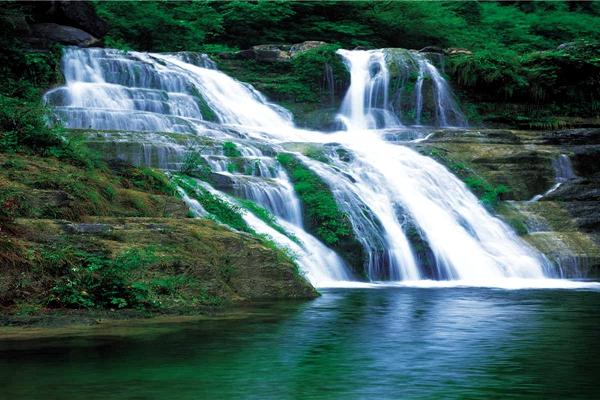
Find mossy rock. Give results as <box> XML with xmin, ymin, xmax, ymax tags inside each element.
<box><xmin>0</xmin><ymin>217</ymin><xmax>317</xmax><ymax>315</ymax></box>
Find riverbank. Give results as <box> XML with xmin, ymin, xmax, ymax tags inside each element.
<box><xmin>0</xmin><ymin>302</ymin><xmax>305</xmax><ymax>340</ymax></box>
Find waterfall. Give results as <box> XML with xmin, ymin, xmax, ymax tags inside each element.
<box><xmin>530</xmin><ymin>154</ymin><xmax>577</xmax><ymax>202</ymax></box>
<box><xmin>45</xmin><ymin>46</ymin><xmax>557</xmax><ymax>287</ymax></box>
<box><xmin>330</xmin><ymin>50</ymin><xmax>549</xmax><ymax>280</ymax></box>
<box><xmin>337</xmin><ymin>49</ymin><xmax>401</xmax><ymax>131</ymax></box>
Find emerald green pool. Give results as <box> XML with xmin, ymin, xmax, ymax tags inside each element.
<box><xmin>1</xmin><ymin>287</ymin><xmax>599</xmax><ymax>399</ymax></box>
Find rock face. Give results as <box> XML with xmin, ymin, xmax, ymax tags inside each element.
<box><xmin>22</xmin><ymin>1</ymin><xmax>107</xmax><ymax>48</ymax></box>
<box><xmin>31</xmin><ymin>1</ymin><xmax>108</xmax><ymax>37</ymax></box>
<box><xmin>29</xmin><ymin>23</ymin><xmax>100</xmax><ymax>47</ymax></box>
<box><xmin>230</xmin><ymin>41</ymin><xmax>328</xmax><ymax>62</ymax></box>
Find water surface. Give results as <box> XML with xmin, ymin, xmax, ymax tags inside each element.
<box><xmin>1</xmin><ymin>287</ymin><xmax>599</xmax><ymax>399</ymax></box>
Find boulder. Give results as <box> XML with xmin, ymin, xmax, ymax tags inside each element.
<box><xmin>445</xmin><ymin>47</ymin><xmax>473</xmax><ymax>56</ymax></box>
<box><xmin>290</xmin><ymin>41</ymin><xmax>327</xmax><ymax>56</ymax></box>
<box><xmin>30</xmin><ymin>0</ymin><xmax>108</xmax><ymax>38</ymax></box>
<box><xmin>29</xmin><ymin>23</ymin><xmax>100</xmax><ymax>47</ymax></box>
<box><xmin>233</xmin><ymin>41</ymin><xmax>330</xmax><ymax>62</ymax></box>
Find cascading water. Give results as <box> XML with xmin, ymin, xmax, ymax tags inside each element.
<box><xmin>530</xmin><ymin>154</ymin><xmax>577</xmax><ymax>202</ymax></box>
<box><xmin>46</xmin><ymin>46</ymin><xmax>566</xmax><ymax>288</ymax></box>
<box><xmin>327</xmin><ymin>50</ymin><xmax>550</xmax><ymax>281</ymax></box>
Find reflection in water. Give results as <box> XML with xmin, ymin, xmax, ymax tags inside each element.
<box><xmin>1</xmin><ymin>288</ymin><xmax>599</xmax><ymax>399</ymax></box>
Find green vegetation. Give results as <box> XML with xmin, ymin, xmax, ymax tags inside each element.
<box><xmin>173</xmin><ymin>174</ymin><xmax>305</xmax><ymax>280</ymax></box>
<box><xmin>0</xmin><ymin>217</ymin><xmax>316</xmax><ymax>315</ymax></box>
<box><xmin>222</xmin><ymin>141</ymin><xmax>242</xmax><ymax>157</ymax></box>
<box><xmin>0</xmin><ymin>153</ymin><xmax>186</xmax><ymax>229</ymax></box>
<box><xmin>277</xmin><ymin>152</ymin><xmax>363</xmax><ymax>274</ymax></box>
<box><xmin>47</xmin><ymin>247</ymin><xmax>159</xmax><ymax>309</ymax></box>
<box><xmin>173</xmin><ymin>174</ymin><xmax>252</xmax><ymax>233</ymax></box>
<box><xmin>94</xmin><ymin>2</ymin><xmax>599</xmax><ymax>52</ymax></box>
<box><xmin>180</xmin><ymin>148</ymin><xmax>213</xmax><ymax>182</ymax></box>
<box><xmin>447</xmin><ymin>41</ymin><xmax>600</xmax><ymax>125</ymax></box>
<box><xmin>93</xmin><ymin>1</ymin><xmax>223</xmax><ymax>52</ymax></box>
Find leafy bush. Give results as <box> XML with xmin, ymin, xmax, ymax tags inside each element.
<box><xmin>94</xmin><ymin>1</ymin><xmax>223</xmax><ymax>52</ymax></box>
<box><xmin>222</xmin><ymin>141</ymin><xmax>242</xmax><ymax>157</ymax></box>
<box><xmin>0</xmin><ymin>95</ymin><xmax>63</xmax><ymax>152</ymax></box>
<box><xmin>47</xmin><ymin>247</ymin><xmax>159</xmax><ymax>309</ymax></box>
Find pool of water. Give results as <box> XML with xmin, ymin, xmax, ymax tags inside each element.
<box><xmin>1</xmin><ymin>287</ymin><xmax>599</xmax><ymax>399</ymax></box>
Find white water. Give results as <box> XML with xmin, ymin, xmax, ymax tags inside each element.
<box><xmin>45</xmin><ymin>46</ymin><xmax>577</xmax><ymax>288</ymax></box>
<box><xmin>530</xmin><ymin>154</ymin><xmax>577</xmax><ymax>202</ymax></box>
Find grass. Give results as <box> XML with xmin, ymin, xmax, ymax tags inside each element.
<box><xmin>0</xmin><ymin>153</ymin><xmax>186</xmax><ymax>227</ymax></box>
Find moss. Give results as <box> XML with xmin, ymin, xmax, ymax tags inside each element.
<box><xmin>0</xmin><ymin>153</ymin><xmax>187</xmax><ymax>222</ymax></box>
<box><xmin>277</xmin><ymin>152</ymin><xmax>364</xmax><ymax>274</ymax></box>
<box><xmin>495</xmin><ymin>203</ymin><xmax>529</xmax><ymax>236</ymax></box>
<box><xmin>214</xmin><ymin>48</ymin><xmax>350</xmax><ymax>129</ymax></box>
<box><xmin>190</xmin><ymin>86</ymin><xmax>218</xmax><ymax>122</ymax></box>
<box><xmin>173</xmin><ymin>174</ymin><xmax>252</xmax><ymax>233</ymax></box>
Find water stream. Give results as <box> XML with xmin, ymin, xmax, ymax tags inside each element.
<box><xmin>44</xmin><ymin>46</ymin><xmax>585</xmax><ymax>287</ymax></box>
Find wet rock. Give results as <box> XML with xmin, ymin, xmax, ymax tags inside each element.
<box><xmin>251</xmin><ymin>44</ymin><xmax>291</xmax><ymax>62</ymax></box>
<box><xmin>570</xmin><ymin>145</ymin><xmax>600</xmax><ymax>177</ymax></box>
<box><xmin>30</xmin><ymin>0</ymin><xmax>108</xmax><ymax>38</ymax></box>
<box><xmin>445</xmin><ymin>47</ymin><xmax>473</xmax><ymax>56</ymax></box>
<box><xmin>210</xmin><ymin>172</ymin><xmax>236</xmax><ymax>191</ymax></box>
<box><xmin>540</xmin><ymin>128</ymin><xmax>600</xmax><ymax>146</ymax></box>
<box><xmin>28</xmin><ymin>23</ymin><xmax>99</xmax><ymax>47</ymax></box>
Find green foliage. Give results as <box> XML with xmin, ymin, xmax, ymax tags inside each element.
<box><xmin>0</xmin><ymin>95</ymin><xmax>62</xmax><ymax>153</ymax></box>
<box><xmin>92</xmin><ymin>0</ymin><xmax>600</xmax><ymax>60</ymax></box>
<box><xmin>291</xmin><ymin>44</ymin><xmax>349</xmax><ymax>100</ymax></box>
<box><xmin>180</xmin><ymin>148</ymin><xmax>213</xmax><ymax>182</ymax></box>
<box><xmin>463</xmin><ymin>176</ymin><xmax>509</xmax><ymax>208</ymax></box>
<box><xmin>222</xmin><ymin>141</ymin><xmax>242</xmax><ymax>157</ymax></box>
<box><xmin>448</xmin><ymin>41</ymin><xmax>600</xmax><ymax>115</ymax></box>
<box><xmin>47</xmin><ymin>247</ymin><xmax>159</xmax><ymax>309</ymax></box>
<box><xmin>93</xmin><ymin>1</ymin><xmax>223</xmax><ymax>52</ymax></box>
